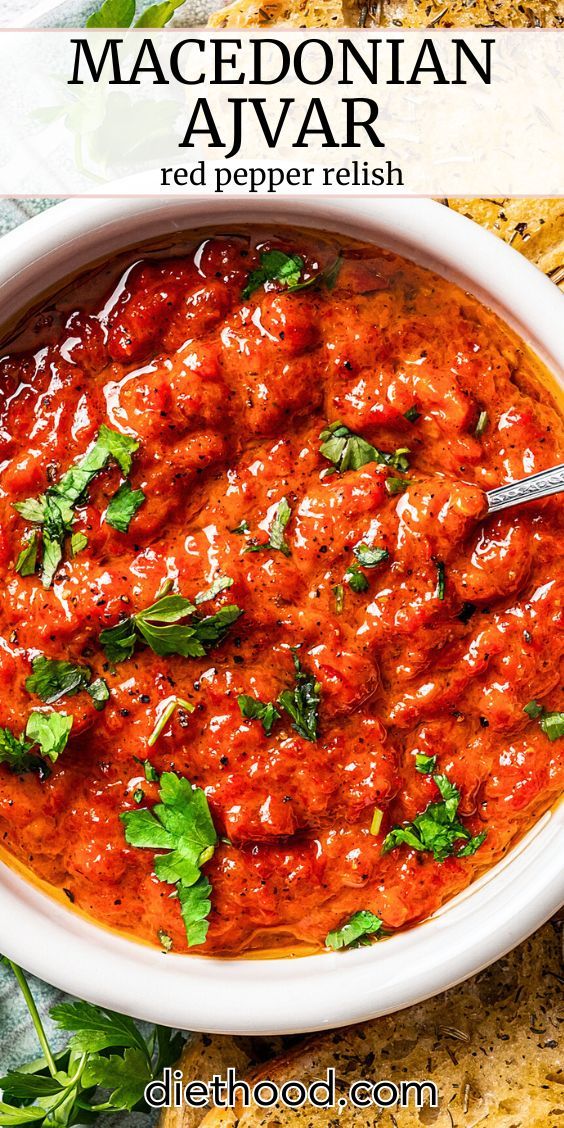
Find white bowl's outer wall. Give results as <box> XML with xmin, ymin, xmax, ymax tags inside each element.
<box><xmin>0</xmin><ymin>197</ymin><xmax>562</xmax><ymax>1036</ymax></box>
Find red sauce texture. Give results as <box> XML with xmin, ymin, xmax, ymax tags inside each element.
<box><xmin>0</xmin><ymin>226</ymin><xmax>562</xmax><ymax>956</ymax></box>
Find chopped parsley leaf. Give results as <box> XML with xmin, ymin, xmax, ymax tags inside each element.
<box><xmin>121</xmin><ymin>770</ymin><xmax>217</xmax><ymax>947</ymax></box>
<box><xmin>345</xmin><ymin>562</ymin><xmax>369</xmax><ymax>593</ymax></box>
<box><xmin>385</xmin><ymin>476</ymin><xmax>408</xmax><ymax>496</ymax></box>
<box><xmin>404</xmin><ymin>406</ymin><xmax>421</xmax><ymax>423</ymax></box>
<box><xmin>353</xmin><ymin>543</ymin><xmax>388</xmax><ymax>568</ymax></box>
<box><xmin>70</xmin><ymin>531</ymin><xmax>88</xmax><ymax>557</ymax></box>
<box><xmin>382</xmin><ymin>772</ymin><xmax>486</xmax><ymax>863</ymax></box>
<box><xmin>415</xmin><ymin>753</ymin><xmax>438</xmax><ymax>775</ymax></box>
<box><xmin>14</xmin><ymin>530</ymin><xmax>39</xmax><ymax>577</ymax></box>
<box><xmin>13</xmin><ymin>425</ymin><xmax>139</xmax><ymax>587</ymax></box>
<box><xmin>26</xmin><ymin>656</ymin><xmax>92</xmax><ymax>704</ymax></box>
<box><xmin>326</xmin><ymin>910</ymin><xmax>383</xmax><ymax>950</ymax></box>
<box><xmin>87</xmin><ymin>678</ymin><xmax>110</xmax><ymax>711</ymax></box>
<box><xmin>230</xmin><ymin>519</ymin><xmax>249</xmax><ymax>535</ymax></box>
<box><xmin>245</xmin><ymin>497</ymin><xmax>292</xmax><ymax>557</ymax></box>
<box><xmin>100</xmin><ymin>593</ymin><xmax>242</xmax><ymax>664</ymax></box>
<box><xmin>242</xmin><ymin>250</ymin><xmax>304</xmax><ymax>301</ymax></box>
<box><xmin>278</xmin><ymin>651</ymin><xmax>321</xmax><ymax>743</ymax></box>
<box><xmin>319</xmin><ymin>421</ymin><xmax>410</xmax><ymax>475</ymax></box>
<box><xmin>524</xmin><ymin>700</ymin><xmax>564</xmax><ymax>741</ymax></box>
<box><xmin>237</xmin><ymin>694</ymin><xmax>280</xmax><ymax>736</ymax></box>
<box><xmin>25</xmin><ymin>711</ymin><xmax>73</xmax><ymax>763</ymax></box>
<box><xmin>0</xmin><ymin>711</ymin><xmax>73</xmax><ymax>774</ymax></box>
<box><xmin>194</xmin><ymin>574</ymin><xmax>233</xmax><ymax>606</ymax></box>
<box><xmin>105</xmin><ymin>480</ymin><xmax>145</xmax><ymax>533</ymax></box>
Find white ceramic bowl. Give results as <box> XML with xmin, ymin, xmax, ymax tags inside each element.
<box><xmin>0</xmin><ymin>197</ymin><xmax>562</xmax><ymax>1035</ymax></box>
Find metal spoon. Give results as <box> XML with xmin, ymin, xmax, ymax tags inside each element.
<box><xmin>487</xmin><ymin>463</ymin><xmax>564</xmax><ymax>515</ymax></box>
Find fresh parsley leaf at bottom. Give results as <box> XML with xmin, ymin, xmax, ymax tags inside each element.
<box><xmin>0</xmin><ymin>958</ymin><xmax>185</xmax><ymax>1126</ymax></box>
<box><xmin>121</xmin><ymin>770</ymin><xmax>218</xmax><ymax>947</ymax></box>
<box><xmin>326</xmin><ymin>910</ymin><xmax>383</xmax><ymax>950</ymax></box>
<box><xmin>382</xmin><ymin>773</ymin><xmax>486</xmax><ymax>863</ymax></box>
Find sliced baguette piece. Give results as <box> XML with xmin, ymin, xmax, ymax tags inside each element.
<box><xmin>197</xmin><ymin>923</ymin><xmax>563</xmax><ymax>1127</ymax></box>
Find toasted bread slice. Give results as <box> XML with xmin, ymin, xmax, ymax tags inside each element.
<box><xmin>193</xmin><ymin>923</ymin><xmax>562</xmax><ymax>1127</ymax></box>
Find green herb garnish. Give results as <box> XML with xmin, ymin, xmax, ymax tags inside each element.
<box><xmin>0</xmin><ymin>957</ymin><xmax>183</xmax><ymax>1124</ymax></box>
<box><xmin>26</xmin><ymin>656</ymin><xmax>92</xmax><ymax>704</ymax></box>
<box><xmin>242</xmin><ymin>251</ymin><xmax>304</xmax><ymax>301</ymax></box>
<box><xmin>14</xmin><ymin>425</ymin><xmax>139</xmax><ymax>586</ymax></box>
<box><xmin>194</xmin><ymin>575</ymin><xmax>233</xmax><ymax>606</ymax></box>
<box><xmin>415</xmin><ymin>753</ymin><xmax>437</xmax><ymax>774</ymax></box>
<box><xmin>524</xmin><ymin>700</ymin><xmax>564</xmax><ymax>741</ymax></box>
<box><xmin>87</xmin><ymin>678</ymin><xmax>110</xmax><ymax>711</ymax></box>
<box><xmin>15</xmin><ymin>530</ymin><xmax>39</xmax><ymax>577</ymax></box>
<box><xmin>148</xmin><ymin>696</ymin><xmax>194</xmax><ymax>747</ymax></box>
<box><xmin>278</xmin><ymin>651</ymin><xmax>321</xmax><ymax>743</ymax></box>
<box><xmin>100</xmin><ymin>593</ymin><xmax>242</xmax><ymax>664</ymax></box>
<box><xmin>87</xmin><ymin>0</ymin><xmax>187</xmax><ymax>27</ymax></box>
<box><xmin>385</xmin><ymin>476</ymin><xmax>408</xmax><ymax>496</ymax></box>
<box><xmin>475</xmin><ymin>410</ymin><xmax>488</xmax><ymax>437</ymax></box>
<box><xmin>345</xmin><ymin>562</ymin><xmax>369</xmax><ymax>593</ymax></box>
<box><xmin>0</xmin><ymin>711</ymin><xmax>73</xmax><ymax>775</ymax></box>
<box><xmin>70</xmin><ymin>531</ymin><xmax>88</xmax><ymax>557</ymax></box>
<box><xmin>245</xmin><ymin>497</ymin><xmax>292</xmax><ymax>558</ymax></box>
<box><xmin>353</xmin><ymin>543</ymin><xmax>388</xmax><ymax>568</ymax></box>
<box><xmin>230</xmin><ymin>520</ymin><xmax>249</xmax><ymax>535</ymax></box>
<box><xmin>382</xmin><ymin>773</ymin><xmax>486</xmax><ymax>863</ymax></box>
<box><xmin>326</xmin><ymin>910</ymin><xmax>383</xmax><ymax>950</ymax></box>
<box><xmin>106</xmin><ymin>481</ymin><xmax>145</xmax><ymax>533</ymax></box>
<box><xmin>121</xmin><ymin>770</ymin><xmax>217</xmax><ymax>947</ymax></box>
<box><xmin>435</xmin><ymin>560</ymin><xmax>446</xmax><ymax>600</ymax></box>
<box><xmin>404</xmin><ymin>406</ymin><xmax>421</xmax><ymax>423</ymax></box>
<box><xmin>319</xmin><ymin>421</ymin><xmax>409</xmax><ymax>476</ymax></box>
<box><xmin>237</xmin><ymin>694</ymin><xmax>280</xmax><ymax>736</ymax></box>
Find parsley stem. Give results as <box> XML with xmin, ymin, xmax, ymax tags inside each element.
<box><xmin>6</xmin><ymin>959</ymin><xmax>58</xmax><ymax>1077</ymax></box>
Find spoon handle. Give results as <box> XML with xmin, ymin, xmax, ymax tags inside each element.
<box><xmin>486</xmin><ymin>463</ymin><xmax>564</xmax><ymax>515</ymax></box>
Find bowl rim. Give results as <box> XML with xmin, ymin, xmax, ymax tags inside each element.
<box><xmin>0</xmin><ymin>195</ymin><xmax>562</xmax><ymax>1036</ymax></box>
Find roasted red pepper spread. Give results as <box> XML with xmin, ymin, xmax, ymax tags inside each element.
<box><xmin>0</xmin><ymin>226</ymin><xmax>562</xmax><ymax>956</ymax></box>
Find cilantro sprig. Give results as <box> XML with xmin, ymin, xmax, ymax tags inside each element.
<box><xmin>524</xmin><ymin>700</ymin><xmax>564</xmax><ymax>741</ymax></box>
<box><xmin>13</xmin><ymin>425</ymin><xmax>139</xmax><ymax>587</ymax></box>
<box><xmin>319</xmin><ymin>422</ymin><xmax>410</xmax><ymax>477</ymax></box>
<box><xmin>100</xmin><ymin>589</ymin><xmax>242</xmax><ymax>664</ymax></box>
<box><xmin>326</xmin><ymin>910</ymin><xmax>383</xmax><ymax>950</ymax></box>
<box><xmin>121</xmin><ymin>771</ymin><xmax>217</xmax><ymax>947</ymax></box>
<box><xmin>382</xmin><ymin>773</ymin><xmax>486</xmax><ymax>863</ymax></box>
<box><xmin>0</xmin><ymin>957</ymin><xmax>183</xmax><ymax>1125</ymax></box>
